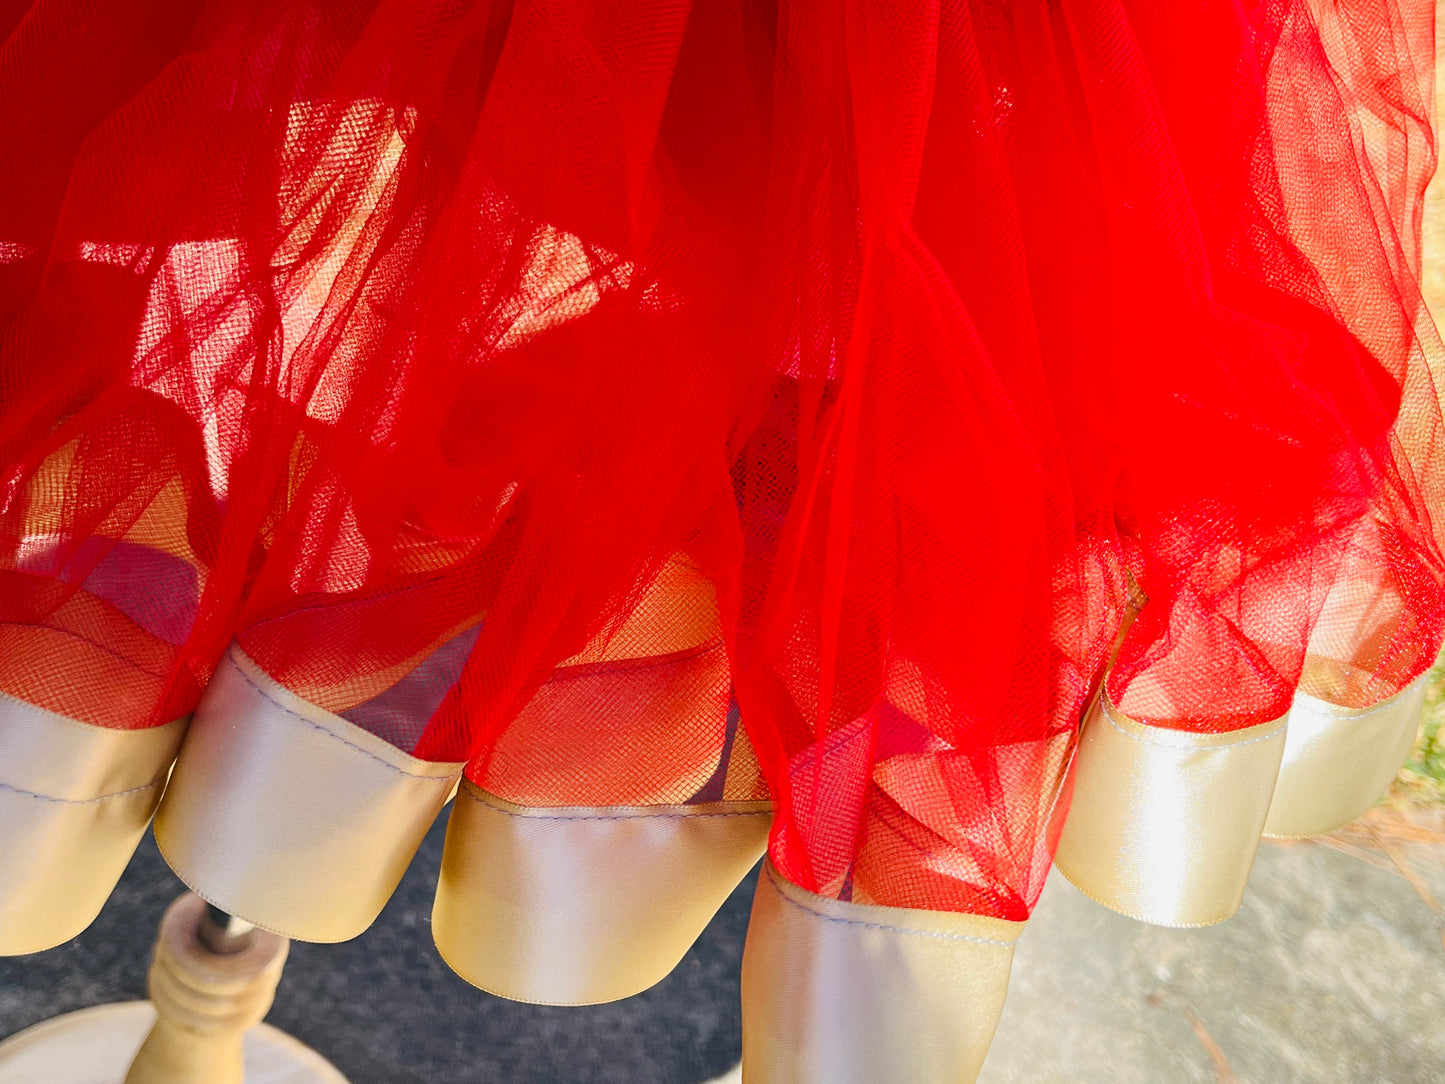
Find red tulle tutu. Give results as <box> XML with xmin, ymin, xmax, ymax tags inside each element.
<box><xmin>1</xmin><ymin>0</ymin><xmax>1440</xmax><ymax>934</ymax></box>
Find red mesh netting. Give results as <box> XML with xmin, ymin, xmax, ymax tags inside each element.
<box><xmin>0</xmin><ymin>0</ymin><xmax>1440</xmax><ymax>923</ymax></box>
<box><xmin>1101</xmin><ymin>0</ymin><xmax>1445</xmax><ymax>730</ymax></box>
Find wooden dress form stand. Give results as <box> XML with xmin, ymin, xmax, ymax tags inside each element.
<box><xmin>0</xmin><ymin>893</ymin><xmax>347</xmax><ymax>1083</ymax></box>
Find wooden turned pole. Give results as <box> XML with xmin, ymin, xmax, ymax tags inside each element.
<box><xmin>124</xmin><ymin>893</ymin><xmax>289</xmax><ymax>1084</ymax></box>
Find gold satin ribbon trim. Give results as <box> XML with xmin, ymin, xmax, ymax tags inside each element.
<box><xmin>154</xmin><ymin>646</ymin><xmax>462</xmax><ymax>943</ymax></box>
<box><xmin>1264</xmin><ymin>673</ymin><xmax>1426</xmax><ymax>838</ymax></box>
<box><xmin>741</xmin><ymin>860</ymin><xmax>1023</xmax><ymax>1083</ymax></box>
<box><xmin>432</xmin><ymin>780</ymin><xmax>771</xmax><ymax>1005</ymax></box>
<box><xmin>561</xmin><ymin>553</ymin><xmax>722</xmax><ymax>666</ymax></box>
<box><xmin>0</xmin><ymin>696</ymin><xmax>185</xmax><ymax>954</ymax></box>
<box><xmin>1054</xmin><ymin>697</ymin><xmax>1287</xmax><ymax>927</ymax></box>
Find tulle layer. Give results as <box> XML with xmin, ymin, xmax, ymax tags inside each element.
<box><xmin>0</xmin><ymin>0</ymin><xmax>1440</xmax><ymax>925</ymax></box>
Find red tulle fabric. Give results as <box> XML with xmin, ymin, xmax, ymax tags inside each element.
<box><xmin>0</xmin><ymin>0</ymin><xmax>1440</xmax><ymax>921</ymax></box>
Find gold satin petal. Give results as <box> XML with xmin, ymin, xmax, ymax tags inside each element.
<box><xmin>1053</xmin><ymin>696</ymin><xmax>1287</xmax><ymax>928</ymax></box>
<box><xmin>432</xmin><ymin>781</ymin><xmax>771</xmax><ymax>1005</ymax></box>
<box><xmin>0</xmin><ymin>695</ymin><xmax>185</xmax><ymax>954</ymax></box>
<box><xmin>1264</xmin><ymin>674</ymin><xmax>1426</xmax><ymax>839</ymax></box>
<box><xmin>561</xmin><ymin>552</ymin><xmax>722</xmax><ymax>665</ymax></box>
<box><xmin>741</xmin><ymin>860</ymin><xmax>1023</xmax><ymax>1084</ymax></box>
<box><xmin>154</xmin><ymin>646</ymin><xmax>461</xmax><ymax>943</ymax></box>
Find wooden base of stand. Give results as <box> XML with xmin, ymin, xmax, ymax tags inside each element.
<box><xmin>0</xmin><ymin>1005</ymin><xmax>735</xmax><ymax>1084</ymax></box>
<box><xmin>0</xmin><ymin>887</ymin><xmax>736</xmax><ymax>1083</ymax></box>
<box><xmin>0</xmin><ymin>1002</ymin><xmax>346</xmax><ymax>1084</ymax></box>
<box><xmin>0</xmin><ymin>893</ymin><xmax>347</xmax><ymax>1083</ymax></box>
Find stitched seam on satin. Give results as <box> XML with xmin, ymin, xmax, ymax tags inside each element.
<box><xmin>1099</xmin><ymin>706</ymin><xmax>1285</xmax><ymax>749</ymax></box>
<box><xmin>0</xmin><ymin>683</ymin><xmax>186</xmax><ymax>736</ymax></box>
<box><xmin>1295</xmin><ymin>686</ymin><xmax>1421</xmax><ymax>721</ymax></box>
<box><xmin>229</xmin><ymin>658</ymin><xmax>458</xmax><ymax>784</ymax></box>
<box><xmin>0</xmin><ymin>773</ymin><xmax>166</xmax><ymax>805</ymax></box>
<box><xmin>765</xmin><ymin>865</ymin><xmax>1017</xmax><ymax>947</ymax></box>
<box><xmin>460</xmin><ymin>785</ymin><xmax>770</xmax><ymax>821</ymax></box>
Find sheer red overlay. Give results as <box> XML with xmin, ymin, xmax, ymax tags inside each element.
<box><xmin>0</xmin><ymin>0</ymin><xmax>1439</xmax><ymax>921</ymax></box>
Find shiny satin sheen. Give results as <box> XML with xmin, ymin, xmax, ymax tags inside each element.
<box><xmin>153</xmin><ymin>646</ymin><xmax>462</xmax><ymax>942</ymax></box>
<box><xmin>1054</xmin><ymin>696</ymin><xmax>1287</xmax><ymax>927</ymax></box>
<box><xmin>740</xmin><ymin>860</ymin><xmax>1023</xmax><ymax>1083</ymax></box>
<box><xmin>1264</xmin><ymin>673</ymin><xmax>1426</xmax><ymax>838</ymax></box>
<box><xmin>432</xmin><ymin>780</ymin><xmax>771</xmax><ymax>1004</ymax></box>
<box><xmin>0</xmin><ymin>697</ymin><xmax>186</xmax><ymax>954</ymax></box>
